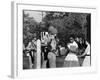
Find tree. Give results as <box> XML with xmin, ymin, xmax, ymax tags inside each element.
<box><xmin>43</xmin><ymin>11</ymin><xmax>90</xmax><ymax>43</ymax></box>
<box><xmin>23</xmin><ymin>12</ymin><xmax>39</xmax><ymax>47</ymax></box>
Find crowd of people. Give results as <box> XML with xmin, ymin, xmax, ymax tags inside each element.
<box><xmin>23</xmin><ymin>30</ymin><xmax>91</xmax><ymax>69</ymax></box>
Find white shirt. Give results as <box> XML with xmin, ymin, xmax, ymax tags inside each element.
<box><xmin>67</xmin><ymin>41</ymin><xmax>78</xmax><ymax>50</ymax></box>
<box><xmin>51</xmin><ymin>39</ymin><xmax>57</xmax><ymax>50</ymax></box>
<box><xmin>84</xmin><ymin>41</ymin><xmax>90</xmax><ymax>55</ymax></box>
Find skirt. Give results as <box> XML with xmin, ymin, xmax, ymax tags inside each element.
<box><xmin>64</xmin><ymin>53</ymin><xmax>79</xmax><ymax>67</ymax></box>
<box><xmin>82</xmin><ymin>56</ymin><xmax>90</xmax><ymax>66</ymax></box>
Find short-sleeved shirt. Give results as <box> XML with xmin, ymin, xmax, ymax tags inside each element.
<box><xmin>67</xmin><ymin>41</ymin><xmax>78</xmax><ymax>51</ymax></box>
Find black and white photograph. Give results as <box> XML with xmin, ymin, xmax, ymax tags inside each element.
<box><xmin>23</xmin><ymin>10</ymin><xmax>91</xmax><ymax>69</ymax></box>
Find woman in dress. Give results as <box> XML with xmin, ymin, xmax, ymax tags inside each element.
<box><xmin>64</xmin><ymin>37</ymin><xmax>79</xmax><ymax>67</ymax></box>
<box><xmin>76</xmin><ymin>37</ymin><xmax>87</xmax><ymax>66</ymax></box>
<box><xmin>81</xmin><ymin>41</ymin><xmax>90</xmax><ymax>66</ymax></box>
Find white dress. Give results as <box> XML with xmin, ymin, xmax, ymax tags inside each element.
<box><xmin>64</xmin><ymin>41</ymin><xmax>79</xmax><ymax>67</ymax></box>
<box><xmin>82</xmin><ymin>42</ymin><xmax>90</xmax><ymax>66</ymax></box>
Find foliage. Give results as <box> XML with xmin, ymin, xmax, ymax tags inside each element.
<box><xmin>23</xmin><ymin>13</ymin><xmax>38</xmax><ymax>47</ymax></box>
<box><xmin>43</xmin><ymin>12</ymin><xmax>90</xmax><ymax>43</ymax></box>
<box><xmin>23</xmin><ymin>11</ymin><xmax>91</xmax><ymax>47</ymax></box>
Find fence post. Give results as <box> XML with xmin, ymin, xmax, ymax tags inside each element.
<box><xmin>36</xmin><ymin>39</ymin><xmax>41</xmax><ymax>69</ymax></box>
